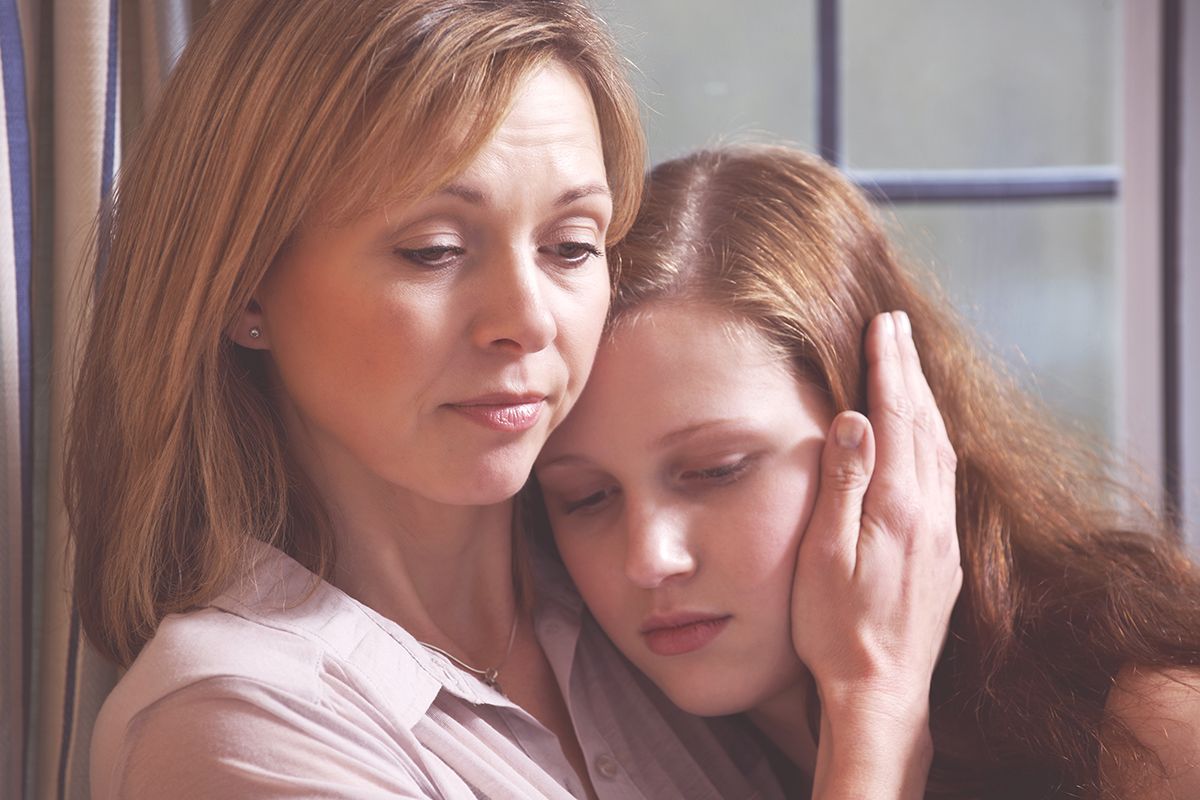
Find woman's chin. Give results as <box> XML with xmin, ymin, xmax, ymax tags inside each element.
<box><xmin>439</xmin><ymin>461</ymin><xmax>536</xmax><ymax>507</ymax></box>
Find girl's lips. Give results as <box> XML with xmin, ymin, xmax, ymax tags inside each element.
<box><xmin>640</xmin><ymin>614</ymin><xmax>731</xmax><ymax>656</ymax></box>
<box><xmin>449</xmin><ymin>399</ymin><xmax>545</xmax><ymax>432</ymax></box>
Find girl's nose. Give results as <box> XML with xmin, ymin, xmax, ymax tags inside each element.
<box><xmin>623</xmin><ymin>507</ymin><xmax>698</xmax><ymax>589</ymax></box>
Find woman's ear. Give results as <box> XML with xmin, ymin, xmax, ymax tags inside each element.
<box><xmin>229</xmin><ymin>298</ymin><xmax>270</xmax><ymax>349</ymax></box>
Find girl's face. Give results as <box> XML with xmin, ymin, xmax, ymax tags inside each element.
<box><xmin>536</xmin><ymin>302</ymin><xmax>833</xmax><ymax>716</ymax></box>
<box><xmin>253</xmin><ymin>62</ymin><xmax>612</xmax><ymax>506</ymax></box>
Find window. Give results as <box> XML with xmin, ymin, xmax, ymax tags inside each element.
<box><xmin>601</xmin><ymin>0</ymin><xmax>1196</xmax><ymax>542</ymax></box>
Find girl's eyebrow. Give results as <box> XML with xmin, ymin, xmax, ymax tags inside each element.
<box><xmin>652</xmin><ymin>418</ymin><xmax>756</xmax><ymax>449</ymax></box>
<box><xmin>536</xmin><ymin>453</ymin><xmax>593</xmax><ymax>470</ymax></box>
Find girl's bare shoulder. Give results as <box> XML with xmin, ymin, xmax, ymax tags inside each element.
<box><xmin>1102</xmin><ymin>665</ymin><xmax>1200</xmax><ymax>799</ymax></box>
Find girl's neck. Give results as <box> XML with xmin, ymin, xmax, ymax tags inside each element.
<box><xmin>746</xmin><ymin>672</ymin><xmax>821</xmax><ymax>777</ymax></box>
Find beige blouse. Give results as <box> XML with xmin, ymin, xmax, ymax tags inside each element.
<box><xmin>90</xmin><ymin>540</ymin><xmax>784</xmax><ymax>799</ymax></box>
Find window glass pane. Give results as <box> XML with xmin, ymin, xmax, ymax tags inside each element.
<box><xmin>599</xmin><ymin>0</ymin><xmax>816</xmax><ymax>163</ymax></box>
<box><xmin>886</xmin><ymin>201</ymin><xmax>1119</xmax><ymax>440</ymax></box>
<box><xmin>844</xmin><ymin>0</ymin><xmax>1120</xmax><ymax>169</ymax></box>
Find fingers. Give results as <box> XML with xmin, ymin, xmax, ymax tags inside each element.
<box><xmin>801</xmin><ymin>412</ymin><xmax>877</xmax><ymax>572</ymax></box>
<box><xmin>891</xmin><ymin>312</ymin><xmax>958</xmax><ymax>536</ymax></box>
<box><xmin>863</xmin><ymin>311</ymin><xmax>959</xmax><ymax>555</ymax></box>
<box><xmin>864</xmin><ymin>313</ymin><xmax>916</xmax><ymax>497</ymax></box>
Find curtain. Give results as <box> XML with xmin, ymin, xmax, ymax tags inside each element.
<box><xmin>1</xmin><ymin>2</ymin><xmax>212</xmax><ymax>797</ymax></box>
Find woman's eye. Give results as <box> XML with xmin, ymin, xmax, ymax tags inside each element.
<box><xmin>563</xmin><ymin>485</ymin><xmax>619</xmax><ymax>515</ymax></box>
<box><xmin>394</xmin><ymin>245</ymin><xmax>465</xmax><ymax>268</ymax></box>
<box><xmin>679</xmin><ymin>457</ymin><xmax>752</xmax><ymax>485</ymax></box>
<box><xmin>541</xmin><ymin>241</ymin><xmax>602</xmax><ymax>266</ymax></box>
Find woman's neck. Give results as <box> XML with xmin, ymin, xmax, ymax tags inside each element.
<box><xmin>280</xmin><ymin>404</ymin><xmax>522</xmax><ymax>662</ymax></box>
<box><xmin>746</xmin><ymin>674</ymin><xmax>821</xmax><ymax>776</ymax></box>
<box><xmin>328</xmin><ymin>493</ymin><xmax>518</xmax><ymax>640</ymax></box>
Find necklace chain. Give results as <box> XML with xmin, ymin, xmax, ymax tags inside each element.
<box><xmin>417</xmin><ymin>612</ymin><xmax>520</xmax><ymax>693</ymax></box>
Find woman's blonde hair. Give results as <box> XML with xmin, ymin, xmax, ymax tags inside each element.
<box><xmin>67</xmin><ymin>0</ymin><xmax>645</xmax><ymax>666</ymax></box>
<box><xmin>607</xmin><ymin>144</ymin><xmax>1200</xmax><ymax>798</ymax></box>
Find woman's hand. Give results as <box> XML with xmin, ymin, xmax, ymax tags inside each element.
<box><xmin>792</xmin><ymin>310</ymin><xmax>962</xmax><ymax>799</ymax></box>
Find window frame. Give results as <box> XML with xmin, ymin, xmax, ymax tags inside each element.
<box><xmin>816</xmin><ymin>0</ymin><xmax>1189</xmax><ymax>535</ymax></box>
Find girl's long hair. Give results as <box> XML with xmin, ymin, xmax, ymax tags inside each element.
<box><xmin>608</xmin><ymin>144</ymin><xmax>1200</xmax><ymax>799</ymax></box>
<box><xmin>66</xmin><ymin>0</ymin><xmax>645</xmax><ymax>667</ymax></box>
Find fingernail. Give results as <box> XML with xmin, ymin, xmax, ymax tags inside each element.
<box><xmin>879</xmin><ymin>313</ymin><xmax>895</xmax><ymax>338</ymax></box>
<box><xmin>897</xmin><ymin>311</ymin><xmax>912</xmax><ymax>338</ymax></box>
<box><xmin>836</xmin><ymin>415</ymin><xmax>866</xmax><ymax>449</ymax></box>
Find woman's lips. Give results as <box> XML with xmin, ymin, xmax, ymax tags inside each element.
<box><xmin>448</xmin><ymin>396</ymin><xmax>546</xmax><ymax>432</ymax></box>
<box><xmin>640</xmin><ymin>613</ymin><xmax>732</xmax><ymax>656</ymax></box>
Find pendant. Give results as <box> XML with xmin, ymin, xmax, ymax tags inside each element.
<box><xmin>483</xmin><ymin>667</ymin><xmax>500</xmax><ymax>690</ymax></box>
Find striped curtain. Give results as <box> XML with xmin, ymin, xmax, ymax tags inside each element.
<box><xmin>1</xmin><ymin>2</ymin><xmax>212</xmax><ymax>798</ymax></box>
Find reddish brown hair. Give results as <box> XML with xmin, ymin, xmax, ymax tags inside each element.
<box><xmin>608</xmin><ymin>144</ymin><xmax>1200</xmax><ymax>799</ymax></box>
<box><xmin>67</xmin><ymin>0</ymin><xmax>645</xmax><ymax>667</ymax></box>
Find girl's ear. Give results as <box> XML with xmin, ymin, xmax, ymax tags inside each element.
<box><xmin>228</xmin><ymin>298</ymin><xmax>269</xmax><ymax>349</ymax></box>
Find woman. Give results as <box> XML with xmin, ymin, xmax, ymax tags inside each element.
<box><xmin>535</xmin><ymin>145</ymin><xmax>1200</xmax><ymax>799</ymax></box>
<box><xmin>70</xmin><ymin>2</ymin><xmax>954</xmax><ymax>798</ymax></box>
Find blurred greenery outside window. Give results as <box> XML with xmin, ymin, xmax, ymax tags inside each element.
<box><xmin>600</xmin><ymin>0</ymin><xmax>1122</xmax><ymax>444</ymax></box>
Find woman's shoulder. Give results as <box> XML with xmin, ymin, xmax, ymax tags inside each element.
<box><xmin>91</xmin><ymin>605</ymin><xmax>439</xmax><ymax>799</ymax></box>
<box><xmin>1102</xmin><ymin>664</ymin><xmax>1200</xmax><ymax>798</ymax></box>
<box><xmin>91</xmin><ymin>606</ymin><xmax>329</xmax><ymax>786</ymax></box>
<box><xmin>112</xmin><ymin>604</ymin><xmax>329</xmax><ymax>705</ymax></box>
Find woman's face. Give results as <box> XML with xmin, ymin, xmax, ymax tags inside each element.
<box><xmin>253</xmin><ymin>62</ymin><xmax>612</xmax><ymax>506</ymax></box>
<box><xmin>536</xmin><ymin>302</ymin><xmax>833</xmax><ymax>716</ymax></box>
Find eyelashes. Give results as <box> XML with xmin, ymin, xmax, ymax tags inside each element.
<box><xmin>557</xmin><ymin>455</ymin><xmax>758</xmax><ymax>517</ymax></box>
<box><xmin>394</xmin><ymin>245</ymin><xmax>465</xmax><ymax>268</ymax></box>
<box><xmin>677</xmin><ymin>458</ymin><xmax>753</xmax><ymax>484</ymax></box>
<box><xmin>564</xmin><ymin>485</ymin><xmax>620</xmax><ymax>515</ymax></box>
<box><xmin>542</xmin><ymin>241</ymin><xmax>603</xmax><ymax>266</ymax></box>
<box><xmin>394</xmin><ymin>241</ymin><xmax>603</xmax><ymax>270</ymax></box>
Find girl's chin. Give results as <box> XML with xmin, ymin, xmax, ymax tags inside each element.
<box><xmin>653</xmin><ymin>671</ymin><xmax>766</xmax><ymax>718</ymax></box>
<box><xmin>649</xmin><ymin>660</ymin><xmax>808</xmax><ymax>719</ymax></box>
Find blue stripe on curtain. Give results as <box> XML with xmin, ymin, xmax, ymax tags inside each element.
<box><xmin>59</xmin><ymin>1</ymin><xmax>120</xmax><ymax>794</ymax></box>
<box><xmin>0</xmin><ymin>0</ymin><xmax>32</xmax><ymax>790</ymax></box>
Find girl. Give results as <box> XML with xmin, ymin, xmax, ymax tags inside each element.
<box><xmin>536</xmin><ymin>145</ymin><xmax>1200</xmax><ymax>799</ymax></box>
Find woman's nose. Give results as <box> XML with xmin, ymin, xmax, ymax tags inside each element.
<box><xmin>470</xmin><ymin>248</ymin><xmax>557</xmax><ymax>354</ymax></box>
<box><xmin>623</xmin><ymin>508</ymin><xmax>697</xmax><ymax>589</ymax></box>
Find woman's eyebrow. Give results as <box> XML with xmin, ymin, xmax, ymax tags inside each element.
<box><xmin>437</xmin><ymin>183</ymin><xmax>487</xmax><ymax>205</ymax></box>
<box><xmin>555</xmin><ymin>183</ymin><xmax>611</xmax><ymax>207</ymax></box>
<box><xmin>433</xmin><ymin>182</ymin><xmax>610</xmax><ymax>209</ymax></box>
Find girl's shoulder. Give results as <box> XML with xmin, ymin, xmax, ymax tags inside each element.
<box><xmin>1102</xmin><ymin>665</ymin><xmax>1200</xmax><ymax>799</ymax></box>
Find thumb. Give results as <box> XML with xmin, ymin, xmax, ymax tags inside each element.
<box><xmin>800</xmin><ymin>412</ymin><xmax>876</xmax><ymax>569</ymax></box>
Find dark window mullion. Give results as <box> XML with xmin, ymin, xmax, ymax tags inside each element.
<box><xmin>817</xmin><ymin>0</ymin><xmax>841</xmax><ymax>165</ymax></box>
<box><xmin>1163</xmin><ymin>0</ymin><xmax>1182</xmax><ymax>528</ymax></box>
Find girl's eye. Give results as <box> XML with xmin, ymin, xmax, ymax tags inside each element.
<box><xmin>563</xmin><ymin>485</ymin><xmax>620</xmax><ymax>515</ymax></box>
<box><xmin>541</xmin><ymin>241</ymin><xmax>602</xmax><ymax>266</ymax></box>
<box><xmin>678</xmin><ymin>457</ymin><xmax>752</xmax><ymax>485</ymax></box>
<box><xmin>394</xmin><ymin>245</ymin><xmax>465</xmax><ymax>268</ymax></box>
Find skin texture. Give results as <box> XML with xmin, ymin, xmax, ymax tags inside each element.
<box><xmin>537</xmin><ymin>302</ymin><xmax>832</xmax><ymax>718</ymax></box>
<box><xmin>238</xmin><ymin>62</ymin><xmax>613</xmax><ymax>511</ymax></box>
<box><xmin>233</xmin><ymin>62</ymin><xmax>613</xmax><ymax>800</ymax></box>
<box><xmin>538</xmin><ymin>306</ymin><xmax>962</xmax><ymax>799</ymax></box>
<box><xmin>1103</xmin><ymin>667</ymin><xmax>1200</xmax><ymax>799</ymax></box>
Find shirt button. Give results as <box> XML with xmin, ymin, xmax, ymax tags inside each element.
<box><xmin>594</xmin><ymin>754</ymin><xmax>620</xmax><ymax>780</ymax></box>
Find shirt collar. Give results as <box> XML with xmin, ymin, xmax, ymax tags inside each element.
<box><xmin>209</xmin><ymin>539</ymin><xmax>524</xmax><ymax>721</ymax></box>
